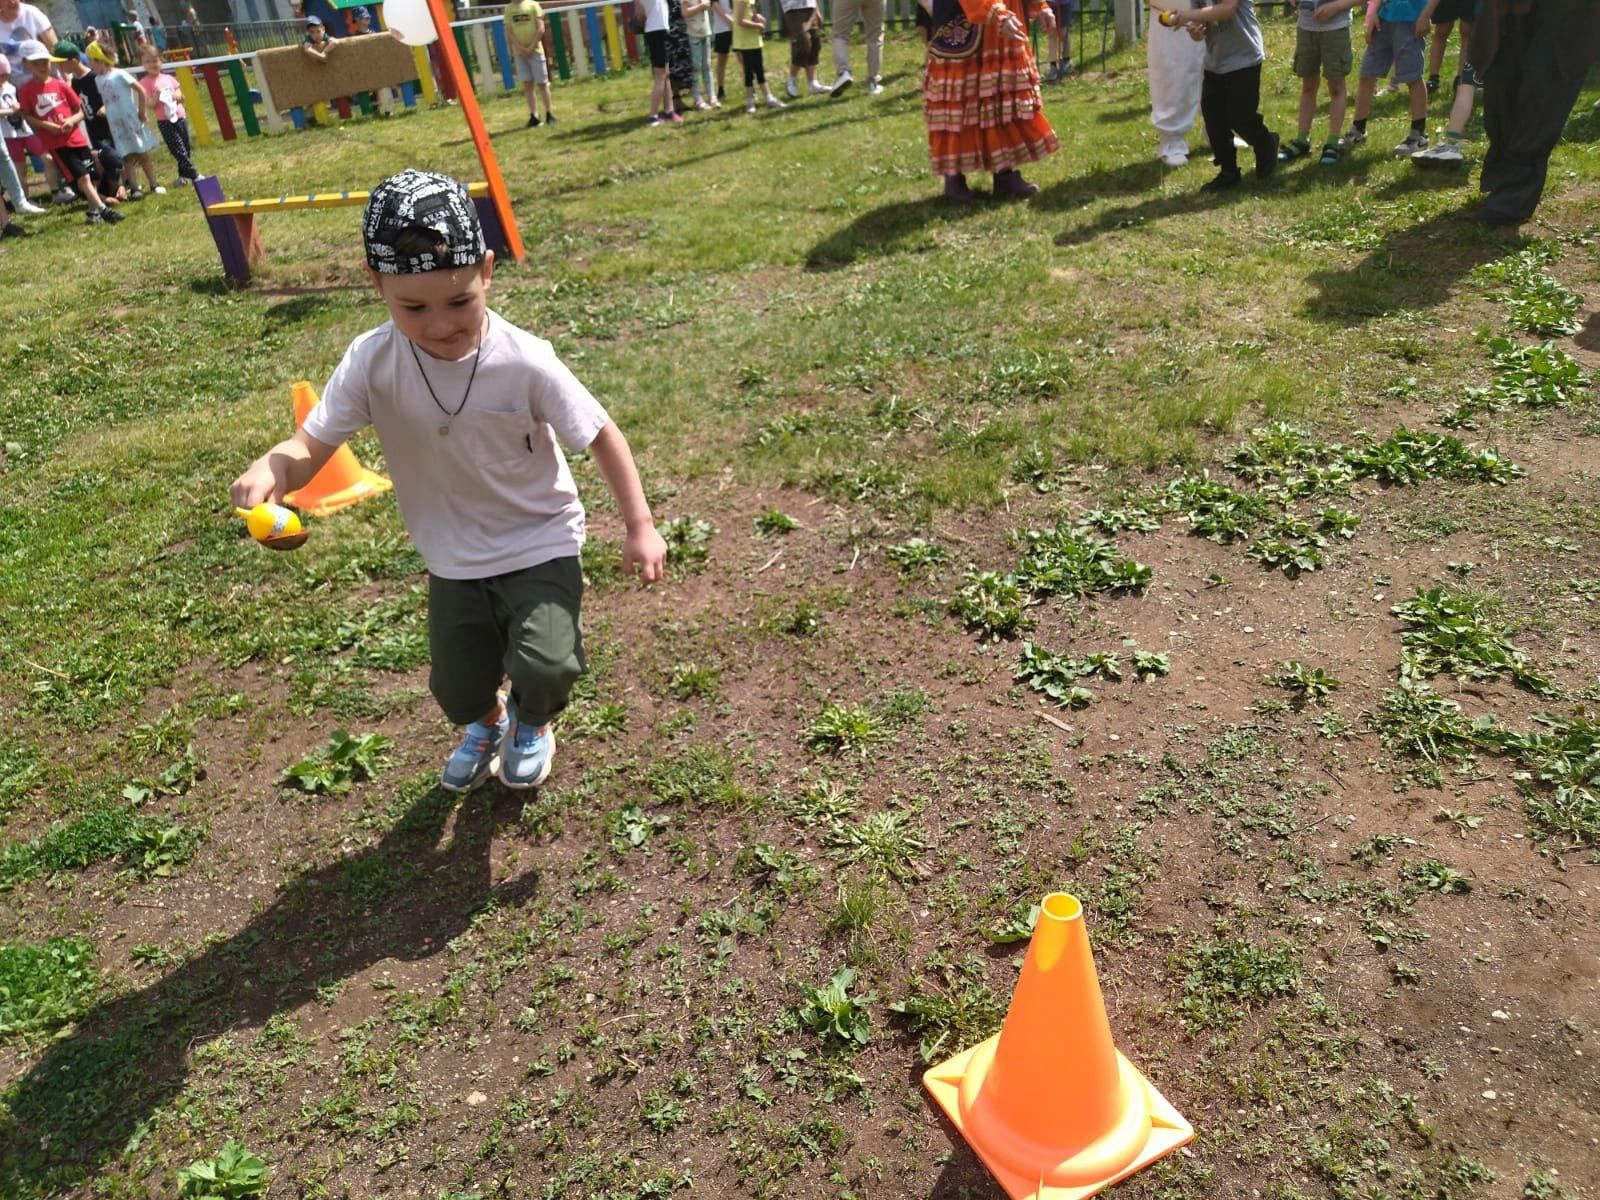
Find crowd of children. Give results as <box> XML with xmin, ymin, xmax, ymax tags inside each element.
<box><xmin>1</xmin><ymin>1</ymin><xmax>1582</xmax><ymax>239</ymax></box>
<box><xmin>0</xmin><ymin>34</ymin><xmax>198</xmax><ymax>234</ymax></box>
<box><xmin>1152</xmin><ymin>0</ymin><xmax>1492</xmax><ymax>193</ymax></box>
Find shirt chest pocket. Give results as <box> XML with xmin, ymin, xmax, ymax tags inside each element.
<box><xmin>452</xmin><ymin>408</ymin><xmax>539</xmax><ymax>468</ymax></box>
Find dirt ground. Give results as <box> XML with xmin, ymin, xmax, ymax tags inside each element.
<box><xmin>4</xmin><ymin>266</ymin><xmax>1600</xmax><ymax>1200</ymax></box>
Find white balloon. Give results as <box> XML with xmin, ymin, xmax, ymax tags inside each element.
<box><xmin>384</xmin><ymin>0</ymin><xmax>439</xmax><ymax>46</ymax></box>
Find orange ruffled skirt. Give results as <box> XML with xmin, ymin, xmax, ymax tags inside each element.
<box><xmin>923</xmin><ymin>14</ymin><xmax>1059</xmax><ymax>176</ymax></box>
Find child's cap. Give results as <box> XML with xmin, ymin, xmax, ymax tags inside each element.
<box><xmin>305</xmin><ymin>14</ymin><xmax>324</xmax><ymax>24</ymax></box>
<box><xmin>353</xmin><ymin>6</ymin><xmax>373</xmax><ymax>18</ymax></box>
<box><xmin>20</xmin><ymin>41</ymin><xmax>53</xmax><ymax>62</ymax></box>
<box><xmin>50</xmin><ymin>39</ymin><xmax>85</xmax><ymax>63</ymax></box>
<box><xmin>86</xmin><ymin>41</ymin><xmax>115</xmax><ymax>64</ymax></box>
<box><xmin>363</xmin><ymin>169</ymin><xmax>485</xmax><ymax>275</ymax></box>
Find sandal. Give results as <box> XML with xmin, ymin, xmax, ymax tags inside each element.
<box><xmin>1277</xmin><ymin>137</ymin><xmax>1311</xmax><ymax>163</ymax></box>
<box><xmin>1318</xmin><ymin>141</ymin><xmax>1342</xmax><ymax>166</ymax></box>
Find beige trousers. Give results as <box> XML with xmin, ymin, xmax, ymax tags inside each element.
<box><xmin>831</xmin><ymin>0</ymin><xmax>885</xmax><ymax>80</ymax></box>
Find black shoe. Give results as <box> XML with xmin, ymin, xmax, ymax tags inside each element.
<box><xmin>1</xmin><ymin>222</ymin><xmax>28</xmax><ymax>238</ymax></box>
<box><xmin>1476</xmin><ymin>209</ymin><xmax>1525</xmax><ymax>230</ymax></box>
<box><xmin>543</xmin><ymin>113</ymin><xmax>556</xmax><ymax>124</ymax></box>
<box><xmin>1255</xmin><ymin>132</ymin><xmax>1280</xmax><ymax>179</ymax></box>
<box><xmin>992</xmin><ymin>168</ymin><xmax>1039</xmax><ymax>200</ymax></box>
<box><xmin>526</xmin><ymin>113</ymin><xmax>540</xmax><ymax>127</ymax></box>
<box><xmin>1426</xmin><ymin>74</ymin><xmax>1439</xmax><ymax>94</ymax></box>
<box><xmin>100</xmin><ymin>206</ymin><xmax>125</xmax><ymax>224</ymax></box>
<box><xmin>1201</xmin><ymin>170</ymin><xmax>1242</xmax><ymax>192</ymax></box>
<box><xmin>717</xmin><ymin>86</ymin><xmax>725</xmax><ymax>101</ymax></box>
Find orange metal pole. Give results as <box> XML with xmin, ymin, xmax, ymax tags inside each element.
<box><xmin>421</xmin><ymin>0</ymin><xmax>525</xmax><ymax>265</ymax></box>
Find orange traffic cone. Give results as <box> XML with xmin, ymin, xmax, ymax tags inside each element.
<box><xmin>923</xmin><ymin>893</ymin><xmax>1193</xmax><ymax>1200</ymax></box>
<box><xmin>282</xmin><ymin>380</ymin><xmax>393</xmax><ymax>517</ymax></box>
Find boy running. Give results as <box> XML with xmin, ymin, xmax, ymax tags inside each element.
<box><xmin>231</xmin><ymin>171</ymin><xmax>667</xmax><ymax>793</ymax></box>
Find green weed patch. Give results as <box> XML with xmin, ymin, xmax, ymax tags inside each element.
<box><xmin>0</xmin><ymin>937</ymin><xmax>99</xmax><ymax>1042</ymax></box>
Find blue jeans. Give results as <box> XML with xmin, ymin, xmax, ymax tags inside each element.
<box><xmin>689</xmin><ymin>34</ymin><xmax>712</xmax><ymax>101</ymax></box>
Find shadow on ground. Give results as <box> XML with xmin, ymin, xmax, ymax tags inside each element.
<box><xmin>805</xmin><ymin>193</ymin><xmax>989</xmax><ymax>268</ymax></box>
<box><xmin>1304</xmin><ymin>206</ymin><xmax>1525</xmax><ymax>324</ymax></box>
<box><xmin>0</xmin><ymin>784</ymin><xmax>535</xmax><ymax>1194</ymax></box>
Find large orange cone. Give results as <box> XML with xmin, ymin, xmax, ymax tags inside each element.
<box><xmin>282</xmin><ymin>380</ymin><xmax>392</xmax><ymax>516</ymax></box>
<box><xmin>923</xmin><ymin>893</ymin><xmax>1193</xmax><ymax>1200</ymax></box>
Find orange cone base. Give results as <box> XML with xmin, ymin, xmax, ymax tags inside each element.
<box><xmin>284</xmin><ymin>462</ymin><xmax>392</xmax><ymax>517</ymax></box>
<box><xmin>924</xmin><ymin>1036</ymin><xmax>1193</xmax><ymax>1200</ymax></box>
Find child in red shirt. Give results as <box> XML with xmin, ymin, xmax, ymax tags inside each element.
<box><xmin>15</xmin><ymin>40</ymin><xmax>122</xmax><ymax>224</ymax></box>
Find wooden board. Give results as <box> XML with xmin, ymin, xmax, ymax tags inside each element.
<box><xmin>256</xmin><ymin>33</ymin><xmax>421</xmax><ymax>113</ymax></box>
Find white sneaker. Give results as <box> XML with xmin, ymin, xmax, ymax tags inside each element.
<box><xmin>15</xmin><ymin>200</ymin><xmax>46</xmax><ymax>214</ymax></box>
<box><xmin>765</xmin><ymin>95</ymin><xmax>786</xmax><ymax>109</ymax></box>
<box><xmin>745</xmin><ymin>100</ymin><xmax>757</xmax><ymax>114</ymax></box>
<box><xmin>50</xmin><ymin>187</ymin><xmax>77</xmax><ymax>204</ymax></box>
<box><xmin>786</xmin><ymin>76</ymin><xmax>799</xmax><ymax>99</ymax></box>
<box><xmin>831</xmin><ymin>70</ymin><xmax>853</xmax><ymax>97</ymax></box>
<box><xmin>1392</xmin><ymin>130</ymin><xmax>1428</xmax><ymax>157</ymax></box>
<box><xmin>867</xmin><ymin>78</ymin><xmax>883</xmax><ymax>95</ymax></box>
<box><xmin>809</xmin><ymin>79</ymin><xmax>830</xmax><ymax>94</ymax></box>
<box><xmin>1157</xmin><ymin>135</ymin><xmax>1189</xmax><ymax>166</ymax></box>
<box><xmin>1338</xmin><ymin>126</ymin><xmax>1368</xmax><ymax>149</ymax></box>
<box><xmin>152</xmin><ymin>185</ymin><xmax>168</xmax><ymax>195</ymax></box>
<box><xmin>1412</xmin><ymin>138</ymin><xmax>1464</xmax><ymax>163</ymax></box>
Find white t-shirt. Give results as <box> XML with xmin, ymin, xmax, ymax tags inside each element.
<box><xmin>0</xmin><ymin>79</ymin><xmax>32</xmax><ymax>138</ymax></box>
<box><xmin>641</xmin><ymin>0</ymin><xmax>669</xmax><ymax>34</ymax></box>
<box><xmin>1</xmin><ymin>3</ymin><xmax>53</xmax><ymax>75</ymax></box>
<box><xmin>303</xmin><ymin>310</ymin><xmax>611</xmax><ymax>580</ymax></box>
<box><xmin>778</xmin><ymin>0</ymin><xmax>815</xmax><ymax>11</ymax></box>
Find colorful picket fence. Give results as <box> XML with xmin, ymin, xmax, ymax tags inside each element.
<box><xmin>140</xmin><ymin>0</ymin><xmax>1114</xmax><ymax>144</ymax></box>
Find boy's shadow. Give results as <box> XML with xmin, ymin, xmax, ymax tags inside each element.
<box><xmin>0</xmin><ymin>783</ymin><xmax>536</xmax><ymax>1194</ymax></box>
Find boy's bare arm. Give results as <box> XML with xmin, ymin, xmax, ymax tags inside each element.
<box><xmin>586</xmin><ymin>422</ymin><xmax>667</xmax><ymax>584</ymax></box>
<box><xmin>230</xmin><ymin>428</ymin><xmax>340</xmax><ymax>507</ymax></box>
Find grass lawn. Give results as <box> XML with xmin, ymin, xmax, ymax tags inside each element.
<box><xmin>3</xmin><ymin>18</ymin><xmax>1600</xmax><ymax>1200</ymax></box>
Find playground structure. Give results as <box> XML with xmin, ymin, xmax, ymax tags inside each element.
<box><xmin>90</xmin><ymin>0</ymin><xmax>1122</xmax><ymax>148</ymax></box>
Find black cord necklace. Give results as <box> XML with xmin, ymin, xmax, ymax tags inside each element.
<box><xmin>411</xmin><ymin>329</ymin><xmax>484</xmax><ymax>436</ymax></box>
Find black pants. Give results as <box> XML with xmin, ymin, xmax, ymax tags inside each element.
<box><xmin>1200</xmin><ymin>63</ymin><xmax>1272</xmax><ymax>174</ymax></box>
<box><xmin>93</xmin><ymin>139</ymin><xmax>123</xmax><ymax>198</ymax></box>
<box><xmin>740</xmin><ymin>46</ymin><xmax>765</xmax><ymax>87</ymax></box>
<box><xmin>158</xmin><ymin>118</ymin><xmax>199</xmax><ymax>181</ymax></box>
<box><xmin>1478</xmin><ymin>8</ymin><xmax>1595</xmax><ymax>222</ymax></box>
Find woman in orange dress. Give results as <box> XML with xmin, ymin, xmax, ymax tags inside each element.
<box><xmin>923</xmin><ymin>0</ymin><xmax>1059</xmax><ymax>201</ymax></box>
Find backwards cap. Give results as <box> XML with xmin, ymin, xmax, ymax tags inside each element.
<box><xmin>363</xmin><ymin>169</ymin><xmax>486</xmax><ymax>275</ymax></box>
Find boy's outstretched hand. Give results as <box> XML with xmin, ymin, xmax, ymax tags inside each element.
<box><xmin>623</xmin><ymin>524</ymin><xmax>668</xmax><ymax>584</ymax></box>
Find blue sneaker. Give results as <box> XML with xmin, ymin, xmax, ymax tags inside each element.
<box><xmin>498</xmin><ymin>702</ymin><xmax>554</xmax><ymax>790</ymax></box>
<box><xmin>441</xmin><ymin>712</ymin><xmax>507</xmax><ymax>793</ymax></box>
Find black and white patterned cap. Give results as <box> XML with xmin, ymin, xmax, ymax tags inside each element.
<box><xmin>363</xmin><ymin>169</ymin><xmax>486</xmax><ymax>275</ymax></box>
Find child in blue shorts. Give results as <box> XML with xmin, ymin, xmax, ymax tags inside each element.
<box><xmin>1045</xmin><ymin>0</ymin><xmax>1076</xmax><ymax>82</ymax></box>
<box><xmin>1342</xmin><ymin>0</ymin><xmax>1434</xmax><ymax>157</ymax></box>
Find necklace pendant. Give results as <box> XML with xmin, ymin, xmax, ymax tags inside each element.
<box><xmin>438</xmin><ymin>422</ymin><xmax>451</xmax><ymax>436</ymax></box>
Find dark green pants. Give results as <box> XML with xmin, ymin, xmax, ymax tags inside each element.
<box><xmin>427</xmin><ymin>557</ymin><xmax>585</xmax><ymax>726</ymax></box>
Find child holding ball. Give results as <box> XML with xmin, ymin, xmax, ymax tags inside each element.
<box><xmin>230</xmin><ymin>170</ymin><xmax>668</xmax><ymax>793</ymax></box>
